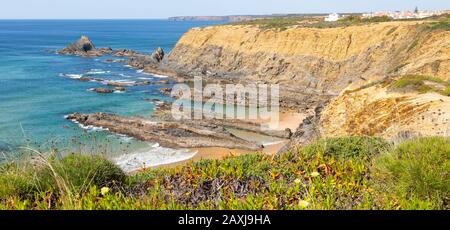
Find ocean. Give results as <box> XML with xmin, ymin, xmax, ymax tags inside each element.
<box><xmin>0</xmin><ymin>19</ymin><xmax>222</xmax><ymax>171</ymax></box>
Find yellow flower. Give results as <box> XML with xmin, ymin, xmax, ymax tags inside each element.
<box><xmin>299</xmin><ymin>200</ymin><xmax>310</xmax><ymax>209</ymax></box>
<box><xmin>294</xmin><ymin>178</ymin><xmax>302</xmax><ymax>184</ymax></box>
<box><xmin>311</xmin><ymin>171</ymin><xmax>320</xmax><ymax>177</ymax></box>
<box><xmin>101</xmin><ymin>187</ymin><xmax>110</xmax><ymax>196</ymax></box>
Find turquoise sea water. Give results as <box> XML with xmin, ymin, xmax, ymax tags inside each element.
<box><xmin>0</xmin><ymin>20</ymin><xmax>222</xmax><ymax>170</ymax></box>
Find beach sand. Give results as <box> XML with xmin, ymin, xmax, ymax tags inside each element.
<box><xmin>158</xmin><ymin>140</ymin><xmax>288</xmax><ymax>169</ymax></box>
<box><xmin>155</xmin><ymin>112</ymin><xmax>304</xmax><ymax>169</ymax></box>
<box><xmin>154</xmin><ymin>112</ymin><xmax>304</xmax><ymax>169</ymax></box>
<box><xmin>130</xmin><ymin>111</ymin><xmax>304</xmax><ymax>173</ymax></box>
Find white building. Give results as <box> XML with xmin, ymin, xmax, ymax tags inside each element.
<box><xmin>325</xmin><ymin>13</ymin><xmax>341</xmax><ymax>22</ymax></box>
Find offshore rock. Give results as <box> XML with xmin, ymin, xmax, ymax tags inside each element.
<box><xmin>58</xmin><ymin>36</ymin><xmax>113</xmax><ymax>56</ymax></box>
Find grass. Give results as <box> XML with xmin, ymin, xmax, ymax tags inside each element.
<box><xmin>422</xmin><ymin>14</ymin><xmax>450</xmax><ymax>31</ymax></box>
<box><xmin>371</xmin><ymin>137</ymin><xmax>450</xmax><ymax>209</ymax></box>
<box><xmin>232</xmin><ymin>15</ymin><xmax>396</xmax><ymax>30</ymax></box>
<box><xmin>0</xmin><ymin>136</ymin><xmax>448</xmax><ymax>210</ymax></box>
<box><xmin>390</xmin><ymin>74</ymin><xmax>450</xmax><ymax>95</ymax></box>
<box><xmin>230</xmin><ymin>13</ymin><xmax>450</xmax><ymax>32</ymax></box>
<box><xmin>0</xmin><ymin>154</ymin><xmax>126</xmax><ymax>208</ymax></box>
<box><xmin>231</xmin><ymin>16</ymin><xmax>311</xmax><ymax>30</ymax></box>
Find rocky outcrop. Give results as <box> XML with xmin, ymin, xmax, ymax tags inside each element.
<box><xmin>89</xmin><ymin>88</ymin><xmax>114</xmax><ymax>94</ymax></box>
<box><xmin>114</xmin><ymin>49</ymin><xmax>141</xmax><ymax>57</ymax></box>
<box><xmin>58</xmin><ymin>36</ymin><xmax>113</xmax><ymax>56</ymax></box>
<box><xmin>66</xmin><ymin>112</ymin><xmax>263</xmax><ymax>150</ymax></box>
<box><xmin>105</xmin><ymin>81</ymin><xmax>151</xmax><ymax>87</ymax></box>
<box><xmin>128</xmin><ymin>47</ymin><xmax>165</xmax><ymax>69</ymax></box>
<box><xmin>151</xmin><ymin>47</ymin><xmax>165</xmax><ymax>62</ymax></box>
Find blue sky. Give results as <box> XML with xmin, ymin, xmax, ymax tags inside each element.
<box><xmin>1</xmin><ymin>0</ymin><xmax>449</xmax><ymax>19</ymax></box>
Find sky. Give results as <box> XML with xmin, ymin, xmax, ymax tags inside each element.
<box><xmin>0</xmin><ymin>0</ymin><xmax>449</xmax><ymax>19</ymax></box>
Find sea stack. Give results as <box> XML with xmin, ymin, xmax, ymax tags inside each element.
<box><xmin>58</xmin><ymin>36</ymin><xmax>113</xmax><ymax>56</ymax></box>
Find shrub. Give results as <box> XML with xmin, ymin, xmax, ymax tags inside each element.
<box><xmin>300</xmin><ymin>136</ymin><xmax>392</xmax><ymax>161</ymax></box>
<box><xmin>391</xmin><ymin>75</ymin><xmax>450</xmax><ymax>95</ymax></box>
<box><xmin>0</xmin><ymin>163</ymin><xmax>35</xmax><ymax>199</ymax></box>
<box><xmin>36</xmin><ymin>154</ymin><xmax>126</xmax><ymax>193</ymax></box>
<box><xmin>0</xmin><ymin>154</ymin><xmax>126</xmax><ymax>199</ymax></box>
<box><xmin>371</xmin><ymin>137</ymin><xmax>450</xmax><ymax>209</ymax></box>
<box><xmin>427</xmin><ymin>21</ymin><xmax>450</xmax><ymax>31</ymax></box>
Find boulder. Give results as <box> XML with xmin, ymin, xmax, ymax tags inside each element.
<box><xmin>114</xmin><ymin>49</ymin><xmax>140</xmax><ymax>57</ymax></box>
<box><xmin>150</xmin><ymin>47</ymin><xmax>165</xmax><ymax>62</ymax></box>
<box><xmin>114</xmin><ymin>87</ymin><xmax>127</xmax><ymax>92</ymax></box>
<box><xmin>160</xmin><ymin>87</ymin><xmax>172</xmax><ymax>96</ymax></box>
<box><xmin>89</xmin><ymin>88</ymin><xmax>114</xmax><ymax>94</ymax></box>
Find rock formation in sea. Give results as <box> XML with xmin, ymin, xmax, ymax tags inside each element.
<box><xmin>58</xmin><ymin>36</ymin><xmax>114</xmax><ymax>56</ymax></box>
<box><xmin>89</xmin><ymin>87</ymin><xmax>114</xmax><ymax>94</ymax></box>
<box><xmin>128</xmin><ymin>47</ymin><xmax>165</xmax><ymax>69</ymax></box>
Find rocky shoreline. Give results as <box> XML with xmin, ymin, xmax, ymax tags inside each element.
<box><xmin>66</xmin><ymin>112</ymin><xmax>263</xmax><ymax>151</ymax></box>
<box><xmin>57</xmin><ymin>35</ymin><xmax>331</xmax><ymax>153</ymax></box>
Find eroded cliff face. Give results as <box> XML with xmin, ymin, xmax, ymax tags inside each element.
<box><xmin>157</xmin><ymin>21</ymin><xmax>450</xmax><ymax>145</ymax></box>
<box><xmin>320</xmin><ymin>83</ymin><xmax>450</xmax><ymax>139</ymax></box>
<box><xmin>161</xmin><ymin>22</ymin><xmax>450</xmax><ymax>94</ymax></box>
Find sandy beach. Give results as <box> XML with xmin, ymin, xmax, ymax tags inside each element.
<box><xmin>156</xmin><ymin>112</ymin><xmax>301</xmax><ymax>169</ymax></box>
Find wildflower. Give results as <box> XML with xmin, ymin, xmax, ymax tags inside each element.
<box><xmin>311</xmin><ymin>171</ymin><xmax>320</xmax><ymax>177</ymax></box>
<box><xmin>101</xmin><ymin>187</ymin><xmax>110</xmax><ymax>196</ymax></box>
<box><xmin>294</xmin><ymin>178</ymin><xmax>302</xmax><ymax>184</ymax></box>
<box><xmin>299</xmin><ymin>200</ymin><xmax>310</xmax><ymax>209</ymax></box>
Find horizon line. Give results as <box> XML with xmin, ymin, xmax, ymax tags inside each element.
<box><xmin>1</xmin><ymin>9</ymin><xmax>448</xmax><ymax>20</ymax></box>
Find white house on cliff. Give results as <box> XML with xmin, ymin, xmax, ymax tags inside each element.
<box><xmin>325</xmin><ymin>13</ymin><xmax>341</xmax><ymax>22</ymax></box>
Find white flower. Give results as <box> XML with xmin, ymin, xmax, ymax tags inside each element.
<box><xmin>311</xmin><ymin>171</ymin><xmax>321</xmax><ymax>177</ymax></box>
<box><xmin>294</xmin><ymin>178</ymin><xmax>302</xmax><ymax>184</ymax></box>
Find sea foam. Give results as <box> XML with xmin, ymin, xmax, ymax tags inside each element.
<box><xmin>113</xmin><ymin>145</ymin><xmax>197</xmax><ymax>173</ymax></box>
<box><xmin>86</xmin><ymin>69</ymin><xmax>110</xmax><ymax>75</ymax></box>
<box><xmin>59</xmin><ymin>73</ymin><xmax>83</xmax><ymax>79</ymax></box>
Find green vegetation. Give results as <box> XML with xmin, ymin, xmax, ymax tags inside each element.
<box><xmin>423</xmin><ymin>13</ymin><xmax>450</xmax><ymax>31</ymax></box>
<box><xmin>232</xmin><ymin>15</ymin><xmax>395</xmax><ymax>30</ymax></box>
<box><xmin>299</xmin><ymin>136</ymin><xmax>390</xmax><ymax>161</ymax></box>
<box><xmin>427</xmin><ymin>21</ymin><xmax>450</xmax><ymax>31</ymax></box>
<box><xmin>231</xmin><ymin>16</ymin><xmax>311</xmax><ymax>30</ymax></box>
<box><xmin>338</xmin><ymin>15</ymin><xmax>392</xmax><ymax>24</ymax></box>
<box><xmin>0</xmin><ymin>154</ymin><xmax>126</xmax><ymax>205</ymax></box>
<box><xmin>0</xmin><ymin>136</ymin><xmax>448</xmax><ymax>210</ymax></box>
<box><xmin>390</xmin><ymin>74</ymin><xmax>450</xmax><ymax>95</ymax></box>
<box><xmin>372</xmin><ymin>137</ymin><xmax>450</xmax><ymax>209</ymax></box>
<box><xmin>231</xmin><ymin>13</ymin><xmax>450</xmax><ymax>31</ymax></box>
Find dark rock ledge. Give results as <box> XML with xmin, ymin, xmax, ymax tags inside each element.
<box><xmin>66</xmin><ymin>112</ymin><xmax>263</xmax><ymax>151</ymax></box>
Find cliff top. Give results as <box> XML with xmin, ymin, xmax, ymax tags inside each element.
<box><xmin>229</xmin><ymin>14</ymin><xmax>450</xmax><ymax>30</ymax></box>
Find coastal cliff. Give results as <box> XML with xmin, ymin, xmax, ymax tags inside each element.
<box><xmin>161</xmin><ymin>22</ymin><xmax>449</xmax><ymax>93</ymax></box>
<box><xmin>59</xmin><ymin>20</ymin><xmax>450</xmax><ymax>151</ymax></box>
<box><xmin>156</xmin><ymin>20</ymin><xmax>450</xmax><ymax>144</ymax></box>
